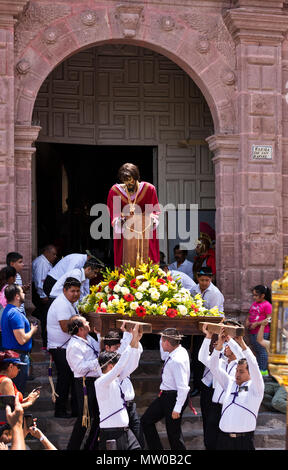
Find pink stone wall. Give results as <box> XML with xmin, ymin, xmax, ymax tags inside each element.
<box><xmin>0</xmin><ymin>0</ymin><xmax>287</xmax><ymax>313</ymax></box>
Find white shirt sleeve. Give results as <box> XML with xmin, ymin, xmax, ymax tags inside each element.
<box><xmin>66</xmin><ymin>342</ymin><xmax>100</xmax><ymax>377</ymax></box>
<box><xmin>198</xmin><ymin>337</ymin><xmax>212</xmax><ymax>367</ymax></box>
<box><xmin>209</xmin><ymin>348</ymin><xmax>231</xmax><ymax>391</ymax></box>
<box><xmin>173</xmin><ymin>360</ymin><xmax>190</xmax><ymax>413</ymax></box>
<box><xmin>98</xmin><ymin>346</ymin><xmax>134</xmax><ymax>388</ymax></box>
<box><xmin>118</xmin><ymin>331</ymin><xmax>133</xmax><ymax>354</ymax></box>
<box><xmin>227</xmin><ymin>338</ymin><xmax>245</xmax><ymax>360</ymax></box>
<box><xmin>243</xmin><ymin>347</ymin><xmax>264</xmax><ymax>396</ymax></box>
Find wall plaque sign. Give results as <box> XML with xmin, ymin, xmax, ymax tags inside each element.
<box><xmin>251</xmin><ymin>144</ymin><xmax>273</xmax><ymax>161</ymax></box>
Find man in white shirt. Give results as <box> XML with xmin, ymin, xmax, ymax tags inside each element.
<box><xmin>190</xmin><ymin>266</ymin><xmax>225</xmax><ymax>397</ymax></box>
<box><xmin>95</xmin><ymin>324</ymin><xmax>142</xmax><ymax>450</ymax></box>
<box><xmin>141</xmin><ymin>328</ymin><xmax>190</xmax><ymax>450</ymax></box>
<box><xmin>168</xmin><ymin>245</ymin><xmax>193</xmax><ymax>279</ymax></box>
<box><xmin>199</xmin><ymin>320</ymin><xmax>244</xmax><ymax>449</ymax></box>
<box><xmin>47</xmin><ymin>277</ymin><xmax>81</xmax><ymax>418</ymax></box>
<box><xmin>43</xmin><ymin>250</ymin><xmax>104</xmax><ymax>297</ymax></box>
<box><xmin>32</xmin><ymin>244</ymin><xmax>57</xmax><ymax>348</ymax></box>
<box><xmin>49</xmin><ymin>259</ymin><xmax>101</xmax><ymax>300</ymax></box>
<box><xmin>66</xmin><ymin>315</ymin><xmax>101</xmax><ymax>450</ymax></box>
<box><xmin>209</xmin><ymin>326</ymin><xmax>264</xmax><ymax>450</ymax></box>
<box><xmin>103</xmin><ymin>326</ymin><xmax>144</xmax><ymax>448</ymax></box>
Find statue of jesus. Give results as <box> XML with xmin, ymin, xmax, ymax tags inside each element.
<box><xmin>107</xmin><ymin>163</ymin><xmax>160</xmax><ymax>268</ymax></box>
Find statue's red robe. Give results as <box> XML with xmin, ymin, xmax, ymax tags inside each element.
<box><xmin>107</xmin><ymin>181</ymin><xmax>160</xmax><ymax>267</ymax></box>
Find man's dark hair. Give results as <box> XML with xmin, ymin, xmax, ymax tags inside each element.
<box><xmin>6</xmin><ymin>252</ymin><xmax>23</xmax><ymax>265</ymax></box>
<box><xmin>197</xmin><ymin>266</ymin><xmax>213</xmax><ymax>277</ymax></box>
<box><xmin>0</xmin><ymin>266</ymin><xmax>16</xmax><ymax>290</ymax></box>
<box><xmin>98</xmin><ymin>351</ymin><xmax>120</xmax><ymax>372</ymax></box>
<box><xmin>103</xmin><ymin>330</ymin><xmax>122</xmax><ymax>347</ymax></box>
<box><xmin>162</xmin><ymin>328</ymin><xmax>181</xmax><ymax>347</ymax></box>
<box><xmin>63</xmin><ymin>277</ymin><xmax>81</xmax><ymax>290</ymax></box>
<box><xmin>83</xmin><ymin>259</ymin><xmax>102</xmax><ymax>270</ymax></box>
<box><xmin>238</xmin><ymin>358</ymin><xmax>249</xmax><ymax>371</ymax></box>
<box><xmin>67</xmin><ymin>315</ymin><xmax>85</xmax><ymax>335</ymax></box>
<box><xmin>42</xmin><ymin>244</ymin><xmax>56</xmax><ymax>254</ymax></box>
<box><xmin>4</xmin><ymin>284</ymin><xmax>21</xmax><ymax>302</ymax></box>
<box><xmin>174</xmin><ymin>245</ymin><xmax>188</xmax><ymax>256</ymax></box>
<box><xmin>117</xmin><ymin>163</ymin><xmax>140</xmax><ymax>183</ymax></box>
<box><xmin>223</xmin><ymin>319</ymin><xmax>242</xmax><ymax>327</ymax></box>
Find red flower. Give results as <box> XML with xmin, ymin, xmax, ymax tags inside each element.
<box><xmin>108</xmin><ymin>280</ymin><xmax>117</xmax><ymax>290</ymax></box>
<box><xmin>108</xmin><ymin>295</ymin><xmax>115</xmax><ymax>302</ymax></box>
<box><xmin>98</xmin><ymin>298</ymin><xmax>103</xmax><ymax>306</ymax></box>
<box><xmin>136</xmin><ymin>306</ymin><xmax>146</xmax><ymax>317</ymax></box>
<box><xmin>130</xmin><ymin>279</ymin><xmax>137</xmax><ymax>289</ymax></box>
<box><xmin>97</xmin><ymin>285</ymin><xmax>102</xmax><ymax>292</ymax></box>
<box><xmin>166</xmin><ymin>308</ymin><xmax>178</xmax><ymax>318</ymax></box>
<box><xmin>96</xmin><ymin>307</ymin><xmax>107</xmax><ymax>313</ymax></box>
<box><xmin>157</xmin><ymin>278</ymin><xmax>166</xmax><ymax>284</ymax></box>
<box><xmin>167</xmin><ymin>275</ymin><xmax>173</xmax><ymax>282</ymax></box>
<box><xmin>191</xmin><ymin>305</ymin><xmax>199</xmax><ymax>313</ymax></box>
<box><xmin>124</xmin><ymin>294</ymin><xmax>135</xmax><ymax>302</ymax></box>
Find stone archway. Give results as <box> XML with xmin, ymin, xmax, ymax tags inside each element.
<box><xmin>12</xmin><ymin>1</ymin><xmax>239</xmax><ymax>309</ymax></box>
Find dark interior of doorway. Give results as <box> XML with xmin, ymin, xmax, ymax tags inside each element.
<box><xmin>35</xmin><ymin>142</ymin><xmax>155</xmax><ymax>267</ymax></box>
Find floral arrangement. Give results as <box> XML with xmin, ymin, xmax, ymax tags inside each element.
<box><xmin>78</xmin><ymin>262</ymin><xmax>223</xmax><ymax>319</ymax></box>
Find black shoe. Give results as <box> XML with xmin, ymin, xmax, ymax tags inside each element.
<box><xmin>190</xmin><ymin>388</ymin><xmax>200</xmax><ymax>397</ymax></box>
<box><xmin>54</xmin><ymin>411</ymin><xmax>72</xmax><ymax>419</ymax></box>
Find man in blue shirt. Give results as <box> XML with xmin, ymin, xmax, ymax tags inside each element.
<box><xmin>1</xmin><ymin>284</ymin><xmax>38</xmax><ymax>393</ymax></box>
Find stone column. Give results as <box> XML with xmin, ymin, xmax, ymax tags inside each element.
<box><xmin>222</xmin><ymin>3</ymin><xmax>287</xmax><ymax>313</ymax></box>
<box><xmin>207</xmin><ymin>134</ymin><xmax>240</xmax><ymax>314</ymax></box>
<box><xmin>0</xmin><ymin>1</ymin><xmax>28</xmax><ymax>265</ymax></box>
<box><xmin>14</xmin><ymin>125</ymin><xmax>41</xmax><ymax>292</ymax></box>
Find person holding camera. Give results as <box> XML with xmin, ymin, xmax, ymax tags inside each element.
<box><xmin>0</xmin><ymin>285</ymin><xmax>38</xmax><ymax>394</ymax></box>
<box><xmin>0</xmin><ymin>351</ymin><xmax>40</xmax><ymax>421</ymax></box>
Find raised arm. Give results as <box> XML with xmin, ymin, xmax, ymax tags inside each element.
<box><xmin>209</xmin><ymin>328</ymin><xmax>231</xmax><ymax>391</ymax></box>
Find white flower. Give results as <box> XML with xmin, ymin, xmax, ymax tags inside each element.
<box><xmin>112</xmin><ymin>298</ymin><xmax>119</xmax><ymax>306</ymax></box>
<box><xmin>157</xmin><ymin>268</ymin><xmax>166</xmax><ymax>277</ymax></box>
<box><xmin>151</xmin><ymin>303</ymin><xmax>158</xmax><ymax>309</ymax></box>
<box><xmin>142</xmin><ymin>301</ymin><xmax>151</xmax><ymax>308</ymax></box>
<box><xmin>151</xmin><ymin>291</ymin><xmax>160</xmax><ymax>301</ymax></box>
<box><xmin>130</xmin><ymin>302</ymin><xmax>139</xmax><ymax>310</ymax></box>
<box><xmin>135</xmin><ymin>292</ymin><xmax>143</xmax><ymax>300</ymax></box>
<box><xmin>178</xmin><ymin>305</ymin><xmax>187</xmax><ymax>316</ymax></box>
<box><xmin>161</xmin><ymin>304</ymin><xmax>168</xmax><ymax>312</ymax></box>
<box><xmin>141</xmin><ymin>281</ymin><xmax>150</xmax><ymax>290</ymax></box>
<box><xmin>121</xmin><ymin>286</ymin><xmax>130</xmax><ymax>295</ymax></box>
<box><xmin>118</xmin><ymin>278</ymin><xmax>126</xmax><ymax>286</ymax></box>
<box><xmin>101</xmin><ymin>302</ymin><xmax>107</xmax><ymax>309</ymax></box>
<box><xmin>136</xmin><ymin>275</ymin><xmax>145</xmax><ymax>280</ymax></box>
<box><xmin>113</xmin><ymin>284</ymin><xmax>121</xmax><ymax>293</ymax></box>
<box><xmin>96</xmin><ymin>292</ymin><xmax>104</xmax><ymax>299</ymax></box>
<box><xmin>104</xmin><ymin>286</ymin><xmax>110</xmax><ymax>293</ymax></box>
<box><xmin>149</xmin><ymin>287</ymin><xmax>158</xmax><ymax>295</ymax></box>
<box><xmin>160</xmin><ymin>284</ymin><xmax>168</xmax><ymax>292</ymax></box>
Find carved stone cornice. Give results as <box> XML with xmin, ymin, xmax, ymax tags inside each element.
<box><xmin>232</xmin><ymin>0</ymin><xmax>284</xmax><ymax>9</ymax></box>
<box><xmin>224</xmin><ymin>9</ymin><xmax>288</xmax><ymax>44</ymax></box>
<box><xmin>14</xmin><ymin>125</ymin><xmax>41</xmax><ymax>153</ymax></box>
<box><xmin>206</xmin><ymin>134</ymin><xmax>240</xmax><ymax>162</ymax></box>
<box><xmin>0</xmin><ymin>0</ymin><xmax>28</xmax><ymax>18</ymax></box>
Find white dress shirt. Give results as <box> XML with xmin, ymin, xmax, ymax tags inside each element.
<box><xmin>48</xmin><ymin>254</ymin><xmax>87</xmax><ymax>281</ymax></box>
<box><xmin>117</xmin><ymin>332</ymin><xmax>143</xmax><ymax>402</ymax></box>
<box><xmin>170</xmin><ymin>270</ymin><xmax>197</xmax><ymax>294</ymax></box>
<box><xmin>95</xmin><ymin>345</ymin><xmax>139</xmax><ymax>428</ymax></box>
<box><xmin>47</xmin><ymin>293</ymin><xmax>79</xmax><ymax>350</ymax></box>
<box><xmin>66</xmin><ymin>334</ymin><xmax>101</xmax><ymax>378</ymax></box>
<box><xmin>159</xmin><ymin>342</ymin><xmax>190</xmax><ymax>413</ymax></box>
<box><xmin>49</xmin><ymin>267</ymin><xmax>89</xmax><ymax>300</ymax></box>
<box><xmin>193</xmin><ymin>282</ymin><xmax>224</xmax><ymax>313</ymax></box>
<box><xmin>32</xmin><ymin>254</ymin><xmax>53</xmax><ymax>298</ymax></box>
<box><xmin>209</xmin><ymin>346</ymin><xmax>264</xmax><ymax>433</ymax></box>
<box><xmin>168</xmin><ymin>259</ymin><xmax>193</xmax><ymax>279</ymax></box>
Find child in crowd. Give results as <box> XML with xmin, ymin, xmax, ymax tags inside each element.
<box><xmin>0</xmin><ymin>267</ymin><xmax>17</xmax><ymax>310</ymax></box>
<box><xmin>245</xmin><ymin>285</ymin><xmax>272</xmax><ymax>376</ymax></box>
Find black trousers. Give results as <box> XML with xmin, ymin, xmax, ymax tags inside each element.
<box><xmin>191</xmin><ymin>336</ymin><xmax>205</xmax><ymax>390</ymax></box>
<box><xmin>49</xmin><ymin>348</ymin><xmax>77</xmax><ymax>416</ymax></box>
<box><xmin>217</xmin><ymin>431</ymin><xmax>255</xmax><ymax>451</ymax></box>
<box><xmin>126</xmin><ymin>401</ymin><xmax>145</xmax><ymax>449</ymax></box>
<box><xmin>205</xmin><ymin>402</ymin><xmax>222</xmax><ymax>450</ymax></box>
<box><xmin>141</xmin><ymin>391</ymin><xmax>188</xmax><ymax>450</ymax></box>
<box><xmin>99</xmin><ymin>427</ymin><xmax>141</xmax><ymax>450</ymax></box>
<box><xmin>67</xmin><ymin>377</ymin><xmax>100</xmax><ymax>450</ymax></box>
<box><xmin>199</xmin><ymin>381</ymin><xmax>214</xmax><ymax>449</ymax></box>
<box><xmin>43</xmin><ymin>275</ymin><xmax>57</xmax><ymax>297</ymax></box>
<box><xmin>32</xmin><ymin>284</ymin><xmax>54</xmax><ymax>347</ymax></box>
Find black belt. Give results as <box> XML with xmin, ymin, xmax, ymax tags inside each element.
<box><xmin>125</xmin><ymin>400</ymin><xmax>135</xmax><ymax>407</ymax></box>
<box><xmin>101</xmin><ymin>427</ymin><xmax>129</xmax><ymax>432</ymax></box>
<box><xmin>221</xmin><ymin>431</ymin><xmax>254</xmax><ymax>438</ymax></box>
<box><xmin>160</xmin><ymin>390</ymin><xmax>177</xmax><ymax>394</ymax></box>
